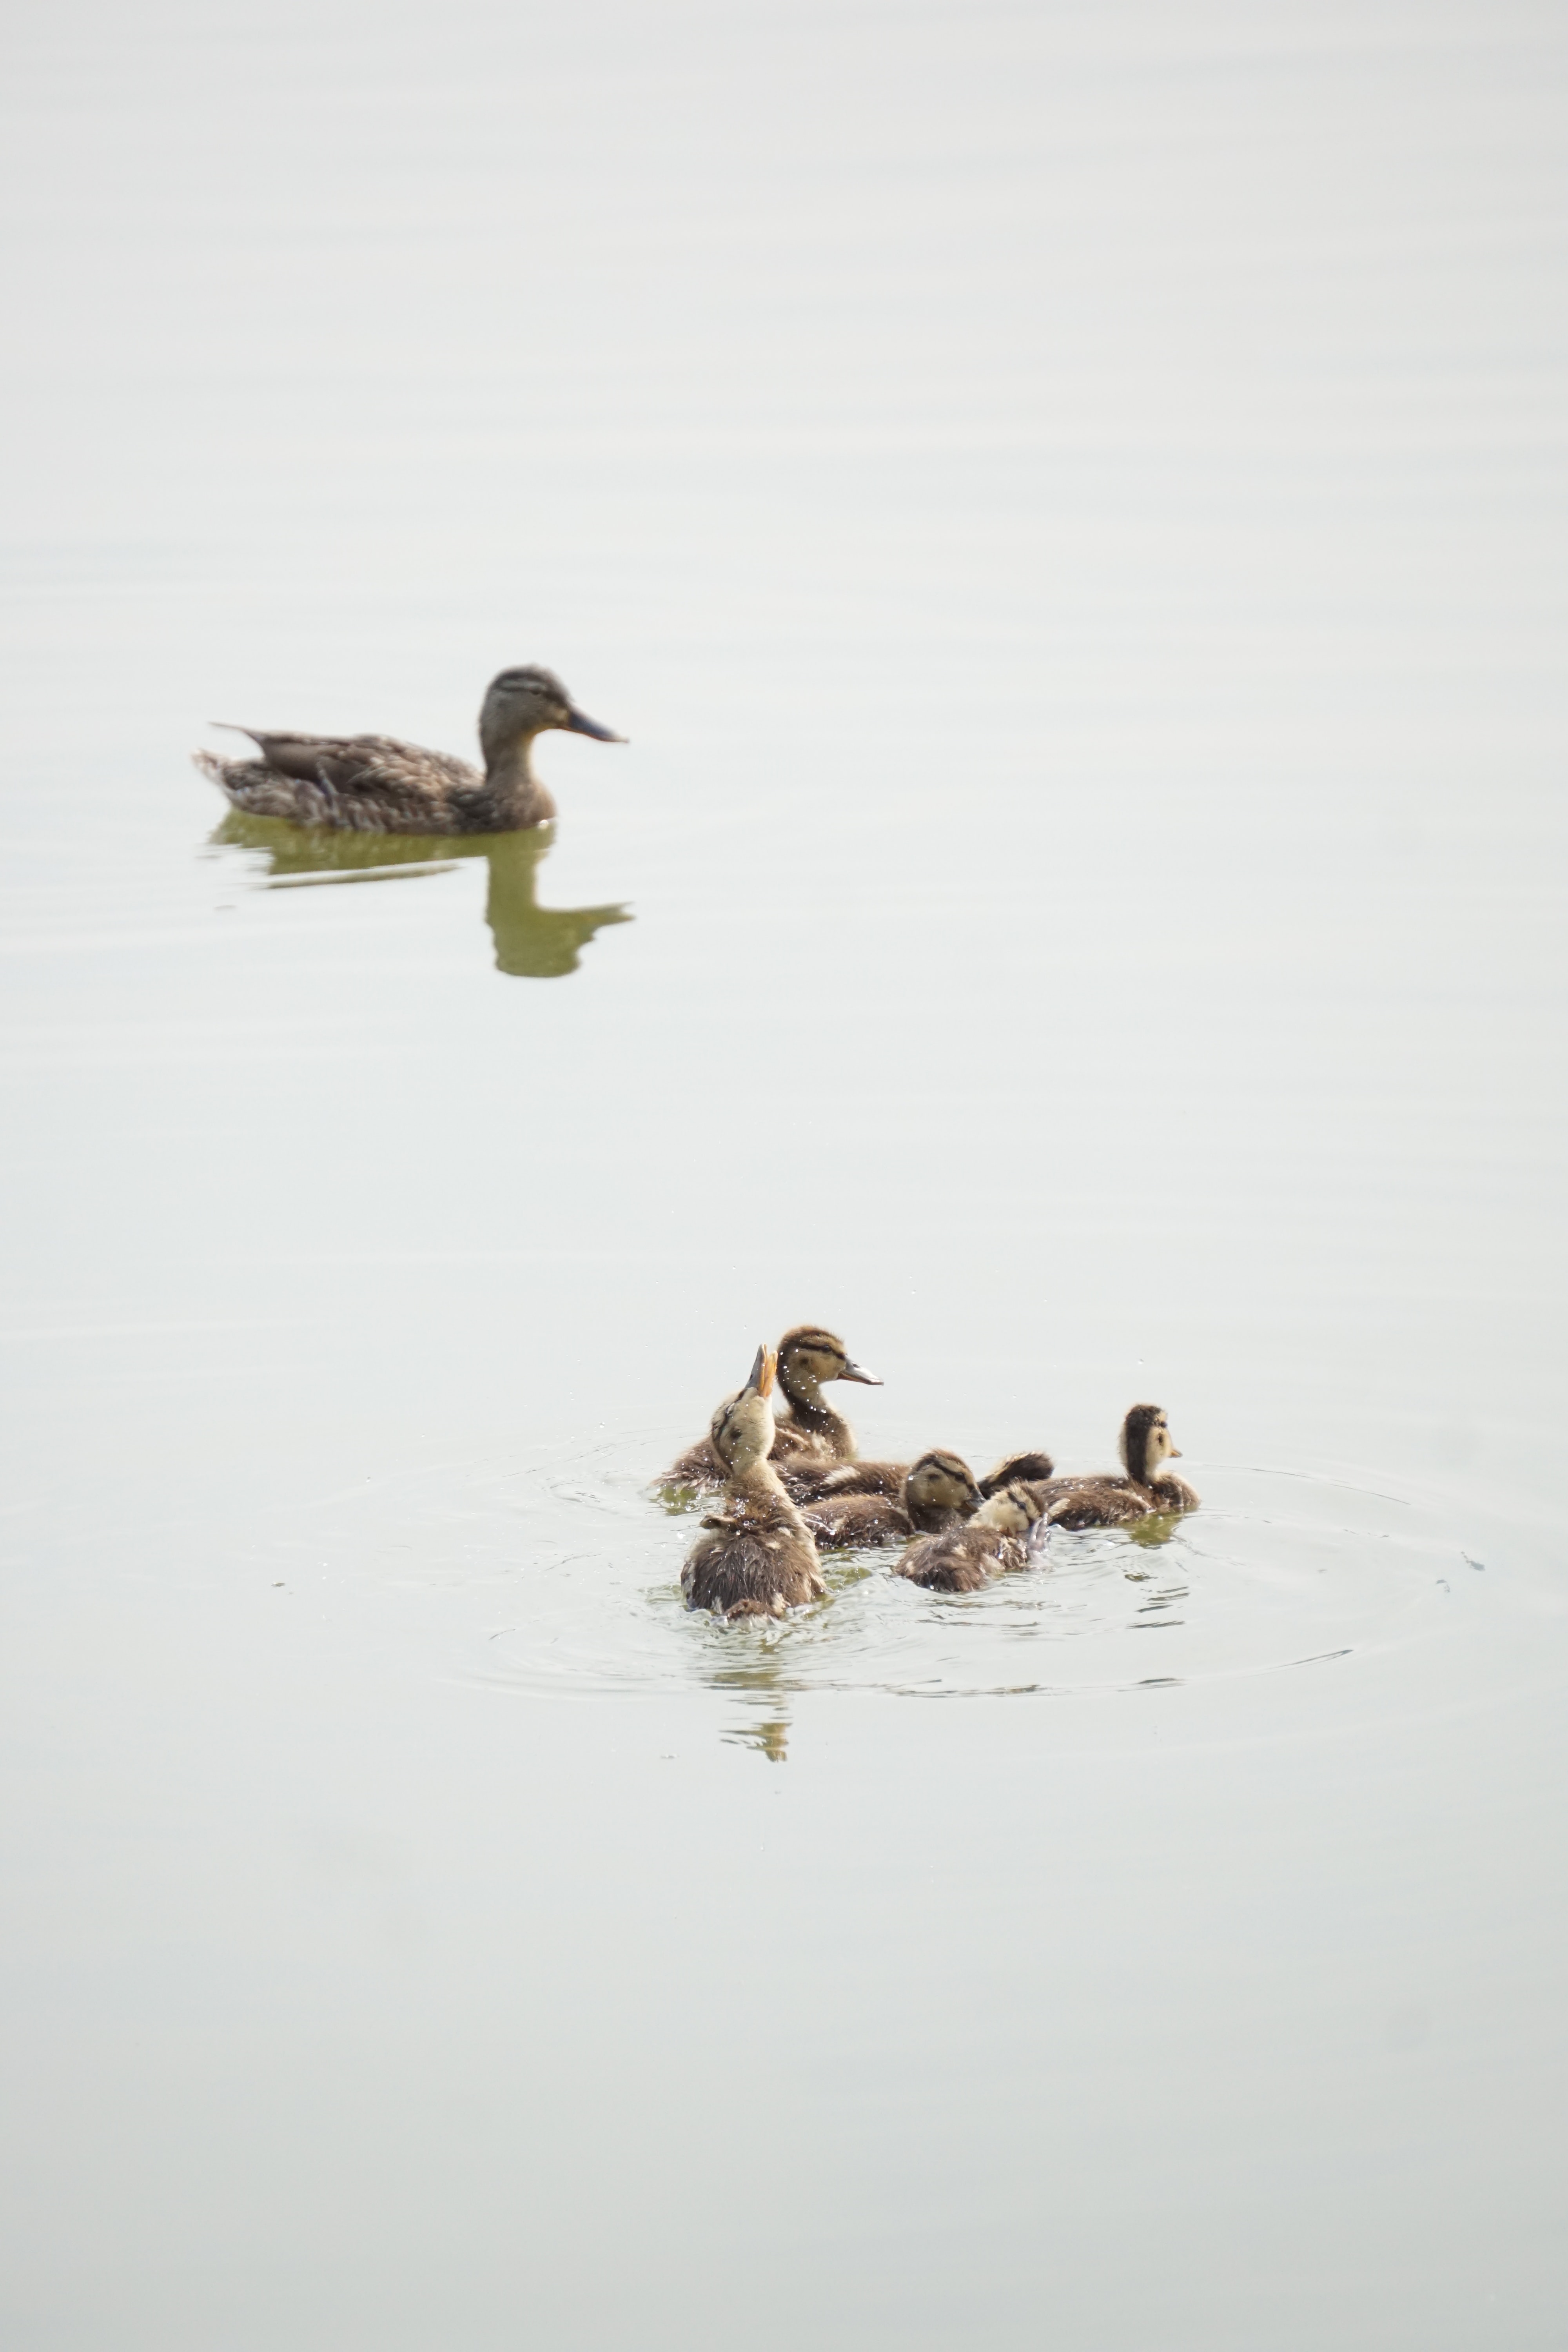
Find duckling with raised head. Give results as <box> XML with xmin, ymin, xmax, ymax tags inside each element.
<box><xmin>1033</xmin><ymin>1405</ymin><xmax>1199</xmax><ymax>1530</ymax></box>
<box><xmin>194</xmin><ymin>666</ymin><xmax>624</xmax><ymax>835</ymax></box>
<box><xmin>801</xmin><ymin>1449</ymin><xmax>984</xmax><ymax>1550</ymax></box>
<box><xmin>681</xmin><ymin>1346</ymin><xmax>827</xmax><ymax>1622</ymax></box>
<box><xmin>893</xmin><ymin>1483</ymin><xmax>1047</xmax><ymax>1593</ymax></box>
<box><xmin>663</xmin><ymin>1323</ymin><xmax>881</xmax><ymax>1490</ymax></box>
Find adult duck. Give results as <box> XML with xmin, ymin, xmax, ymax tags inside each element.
<box><xmin>681</xmin><ymin>1346</ymin><xmax>826</xmax><ymax>1622</ymax></box>
<box><xmin>194</xmin><ymin>665</ymin><xmax>624</xmax><ymax>834</ymax></box>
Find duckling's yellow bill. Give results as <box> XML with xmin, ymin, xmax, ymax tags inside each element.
<box><xmin>563</xmin><ymin>706</ymin><xmax>626</xmax><ymax>743</ymax></box>
<box><xmin>838</xmin><ymin>1357</ymin><xmax>882</xmax><ymax>1386</ymax></box>
<box><xmin>745</xmin><ymin>1343</ymin><xmax>778</xmax><ymax>1397</ymax></box>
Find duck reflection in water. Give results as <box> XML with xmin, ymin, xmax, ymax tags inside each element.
<box><xmin>704</xmin><ymin>1635</ymin><xmax>802</xmax><ymax>1765</ymax></box>
<box><xmin>722</xmin><ymin>1714</ymin><xmax>791</xmax><ymax>1764</ymax></box>
<box><xmin>210</xmin><ymin>812</ymin><xmax>632</xmax><ymax>979</ymax></box>
<box><xmin>693</xmin><ymin>1563</ymin><xmax>799</xmax><ymax>1763</ymax></box>
<box><xmin>709</xmin><ymin>1635</ymin><xmax>796</xmax><ymax>1763</ymax></box>
<box><xmin>695</xmin><ymin>1602</ymin><xmax>800</xmax><ymax>1762</ymax></box>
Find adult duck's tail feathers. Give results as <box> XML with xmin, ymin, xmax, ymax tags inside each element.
<box><xmin>192</xmin><ymin>748</ymin><xmax>234</xmax><ymax>793</ymax></box>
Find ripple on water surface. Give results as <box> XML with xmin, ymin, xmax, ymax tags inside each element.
<box><xmin>314</xmin><ymin>1437</ymin><xmax>1469</xmax><ymax>1706</ymax></box>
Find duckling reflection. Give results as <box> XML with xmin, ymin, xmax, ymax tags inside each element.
<box><xmin>706</xmin><ymin>1643</ymin><xmax>797</xmax><ymax>1762</ymax></box>
<box><xmin>209</xmin><ymin>811</ymin><xmax>631</xmax><ymax>979</ymax></box>
<box><xmin>720</xmin><ymin>1714</ymin><xmax>792</xmax><ymax>1764</ymax></box>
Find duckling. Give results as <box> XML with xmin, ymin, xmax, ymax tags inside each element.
<box><xmin>1032</xmin><ymin>1404</ymin><xmax>1199</xmax><ymax>1530</ymax></box>
<box><xmin>194</xmin><ymin>666</ymin><xmax>624</xmax><ymax>835</ymax></box>
<box><xmin>893</xmin><ymin>1483</ymin><xmax>1047</xmax><ymax>1593</ymax></box>
<box><xmin>663</xmin><ymin>1323</ymin><xmax>881</xmax><ymax>1489</ymax></box>
<box><xmin>681</xmin><ymin>1346</ymin><xmax>827</xmax><ymax>1622</ymax></box>
<box><xmin>782</xmin><ymin>1443</ymin><xmax>1055</xmax><ymax>1504</ymax></box>
<box><xmin>801</xmin><ymin>1449</ymin><xmax>984</xmax><ymax>1550</ymax></box>
<box><xmin>770</xmin><ymin>1324</ymin><xmax>883</xmax><ymax>1459</ymax></box>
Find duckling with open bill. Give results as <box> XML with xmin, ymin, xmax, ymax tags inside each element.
<box><xmin>681</xmin><ymin>1345</ymin><xmax>828</xmax><ymax>1622</ymax></box>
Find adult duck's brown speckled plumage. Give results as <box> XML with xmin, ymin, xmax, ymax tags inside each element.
<box><xmin>681</xmin><ymin>1347</ymin><xmax>827</xmax><ymax>1622</ymax></box>
<box><xmin>194</xmin><ymin>666</ymin><xmax>624</xmax><ymax>835</ymax></box>
<box><xmin>801</xmin><ymin>1448</ymin><xmax>984</xmax><ymax>1550</ymax></box>
<box><xmin>663</xmin><ymin>1324</ymin><xmax>881</xmax><ymax>1489</ymax></box>
<box><xmin>893</xmin><ymin>1483</ymin><xmax>1047</xmax><ymax>1593</ymax></box>
<box><xmin>1031</xmin><ymin>1404</ymin><xmax>1199</xmax><ymax>1530</ymax></box>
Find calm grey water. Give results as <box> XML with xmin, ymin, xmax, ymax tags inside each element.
<box><xmin>3</xmin><ymin>1</ymin><xmax>1566</xmax><ymax>2344</ymax></box>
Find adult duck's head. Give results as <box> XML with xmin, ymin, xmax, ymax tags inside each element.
<box><xmin>1118</xmin><ymin>1403</ymin><xmax>1183</xmax><ymax>1486</ymax></box>
<box><xmin>479</xmin><ymin>666</ymin><xmax>625</xmax><ymax>764</ymax></box>
<box><xmin>776</xmin><ymin>1325</ymin><xmax>882</xmax><ymax>1408</ymax></box>
<box><xmin>710</xmin><ymin>1345</ymin><xmax>779</xmax><ymax>1477</ymax></box>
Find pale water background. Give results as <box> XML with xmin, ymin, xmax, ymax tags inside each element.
<box><xmin>2</xmin><ymin>0</ymin><xmax>1566</xmax><ymax>2343</ymax></box>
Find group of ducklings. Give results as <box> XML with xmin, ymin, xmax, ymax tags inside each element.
<box><xmin>666</xmin><ymin>1323</ymin><xmax>1198</xmax><ymax>1623</ymax></box>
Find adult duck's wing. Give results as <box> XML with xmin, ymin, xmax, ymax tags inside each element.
<box><xmin>231</xmin><ymin>729</ymin><xmax>480</xmax><ymax>799</ymax></box>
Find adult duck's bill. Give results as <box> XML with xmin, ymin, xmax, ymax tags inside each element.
<box><xmin>839</xmin><ymin>1357</ymin><xmax>882</xmax><ymax>1386</ymax></box>
<box><xmin>563</xmin><ymin>705</ymin><xmax>626</xmax><ymax>742</ymax></box>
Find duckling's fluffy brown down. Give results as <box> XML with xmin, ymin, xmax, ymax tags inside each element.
<box><xmin>1033</xmin><ymin>1472</ymin><xmax>1198</xmax><ymax>1528</ymax></box>
<box><xmin>800</xmin><ymin>1449</ymin><xmax>984</xmax><ymax>1549</ymax></box>
<box><xmin>784</xmin><ymin>1446</ymin><xmax>1054</xmax><ymax>1504</ymax></box>
<box><xmin>894</xmin><ymin>1486</ymin><xmax>1045</xmax><ymax>1592</ymax></box>
<box><xmin>895</xmin><ymin>1521</ymin><xmax>1033</xmax><ymax>1593</ymax></box>
<box><xmin>682</xmin><ymin>1507</ymin><xmax>825</xmax><ymax>1619</ymax></box>
<box><xmin>779</xmin><ymin>1455</ymin><xmax>903</xmax><ymax>1501</ymax></box>
<box><xmin>800</xmin><ymin>1490</ymin><xmax>924</xmax><ymax>1547</ymax></box>
<box><xmin>666</xmin><ymin>1416</ymin><xmax>826</xmax><ymax>1489</ymax></box>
